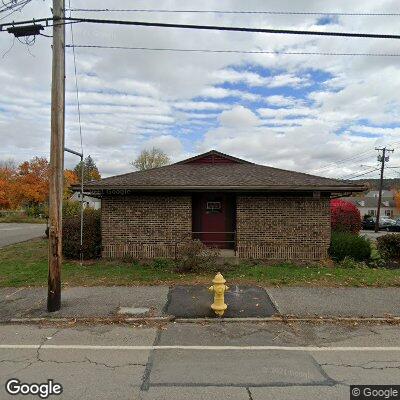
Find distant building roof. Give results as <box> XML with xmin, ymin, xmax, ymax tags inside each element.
<box><xmin>346</xmin><ymin>196</ymin><xmax>395</xmax><ymax>208</ymax></box>
<box><xmin>365</xmin><ymin>190</ymin><xmax>393</xmax><ymax>198</ymax></box>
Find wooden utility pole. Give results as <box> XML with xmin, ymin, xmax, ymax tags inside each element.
<box><xmin>47</xmin><ymin>0</ymin><xmax>65</xmax><ymax>312</ymax></box>
<box><xmin>374</xmin><ymin>147</ymin><xmax>394</xmax><ymax>233</ymax></box>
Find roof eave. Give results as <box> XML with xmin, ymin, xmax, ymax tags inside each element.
<box><xmin>81</xmin><ymin>184</ymin><xmax>368</xmax><ymax>193</ymax></box>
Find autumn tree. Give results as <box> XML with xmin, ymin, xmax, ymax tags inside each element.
<box><xmin>132</xmin><ymin>148</ymin><xmax>171</xmax><ymax>171</ymax></box>
<box><xmin>395</xmin><ymin>191</ymin><xmax>400</xmax><ymax>212</ymax></box>
<box><xmin>16</xmin><ymin>157</ymin><xmax>49</xmax><ymax>206</ymax></box>
<box><xmin>74</xmin><ymin>155</ymin><xmax>101</xmax><ymax>183</ymax></box>
<box><xmin>0</xmin><ymin>159</ymin><xmax>18</xmax><ymax>209</ymax></box>
<box><xmin>64</xmin><ymin>169</ymin><xmax>79</xmax><ymax>199</ymax></box>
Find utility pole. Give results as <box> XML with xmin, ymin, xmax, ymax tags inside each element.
<box><xmin>47</xmin><ymin>0</ymin><xmax>65</xmax><ymax>312</ymax></box>
<box><xmin>374</xmin><ymin>147</ymin><xmax>394</xmax><ymax>233</ymax></box>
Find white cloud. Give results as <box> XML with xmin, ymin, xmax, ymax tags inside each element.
<box><xmin>141</xmin><ymin>135</ymin><xmax>185</xmax><ymax>159</ymax></box>
<box><xmin>173</xmin><ymin>101</ymin><xmax>230</xmax><ymax>111</ymax></box>
<box><xmin>2</xmin><ymin>0</ymin><xmax>400</xmax><ymax>177</ymax></box>
<box><xmin>258</xmin><ymin>107</ymin><xmax>317</xmax><ymax>119</ymax></box>
<box><xmin>200</xmin><ymin>87</ymin><xmax>261</xmax><ymax>101</ymax></box>
<box><xmin>219</xmin><ymin>106</ymin><xmax>260</xmax><ymax>128</ymax></box>
<box><xmin>264</xmin><ymin>95</ymin><xmax>301</xmax><ymax>107</ymax></box>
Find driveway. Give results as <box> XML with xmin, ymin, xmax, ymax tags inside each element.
<box><xmin>0</xmin><ymin>223</ymin><xmax>46</xmax><ymax>248</ymax></box>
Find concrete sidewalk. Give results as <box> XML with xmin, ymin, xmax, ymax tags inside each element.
<box><xmin>1</xmin><ymin>286</ymin><xmax>400</xmax><ymax>321</ymax></box>
<box><xmin>0</xmin><ymin>287</ymin><xmax>169</xmax><ymax>321</ymax></box>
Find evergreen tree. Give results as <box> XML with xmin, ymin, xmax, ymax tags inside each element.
<box><xmin>74</xmin><ymin>155</ymin><xmax>101</xmax><ymax>183</ymax></box>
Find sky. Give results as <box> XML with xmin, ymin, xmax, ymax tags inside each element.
<box><xmin>1</xmin><ymin>0</ymin><xmax>400</xmax><ymax>179</ymax></box>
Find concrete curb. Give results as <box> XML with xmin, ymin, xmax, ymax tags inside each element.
<box><xmin>175</xmin><ymin>316</ymin><xmax>400</xmax><ymax>323</ymax></box>
<box><xmin>2</xmin><ymin>315</ymin><xmax>400</xmax><ymax>325</ymax></box>
<box><xmin>3</xmin><ymin>316</ymin><xmax>175</xmax><ymax>324</ymax></box>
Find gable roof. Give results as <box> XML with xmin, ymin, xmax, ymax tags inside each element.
<box><xmin>176</xmin><ymin>150</ymin><xmax>253</xmax><ymax>165</ymax></box>
<box><xmin>84</xmin><ymin>150</ymin><xmax>367</xmax><ymax>193</ymax></box>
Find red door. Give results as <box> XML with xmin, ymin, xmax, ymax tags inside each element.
<box><xmin>192</xmin><ymin>194</ymin><xmax>235</xmax><ymax>249</ymax></box>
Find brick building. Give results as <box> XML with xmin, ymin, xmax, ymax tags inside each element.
<box><xmin>85</xmin><ymin>150</ymin><xmax>366</xmax><ymax>261</ymax></box>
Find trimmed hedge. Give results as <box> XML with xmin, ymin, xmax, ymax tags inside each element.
<box><xmin>62</xmin><ymin>209</ymin><xmax>101</xmax><ymax>259</ymax></box>
<box><xmin>329</xmin><ymin>231</ymin><xmax>371</xmax><ymax>262</ymax></box>
<box><xmin>330</xmin><ymin>199</ymin><xmax>362</xmax><ymax>234</ymax></box>
<box><xmin>377</xmin><ymin>234</ymin><xmax>400</xmax><ymax>261</ymax></box>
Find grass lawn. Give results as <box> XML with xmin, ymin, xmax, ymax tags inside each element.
<box><xmin>1</xmin><ymin>238</ymin><xmax>400</xmax><ymax>288</ymax></box>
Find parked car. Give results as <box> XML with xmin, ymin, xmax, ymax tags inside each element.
<box><xmin>387</xmin><ymin>219</ymin><xmax>400</xmax><ymax>232</ymax></box>
<box><xmin>362</xmin><ymin>216</ymin><xmax>397</xmax><ymax>231</ymax></box>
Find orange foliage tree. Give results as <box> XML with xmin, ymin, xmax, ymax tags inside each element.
<box><xmin>15</xmin><ymin>157</ymin><xmax>49</xmax><ymax>206</ymax></box>
<box><xmin>0</xmin><ymin>157</ymin><xmax>81</xmax><ymax>210</ymax></box>
<box><xmin>64</xmin><ymin>169</ymin><xmax>79</xmax><ymax>199</ymax></box>
<box><xmin>0</xmin><ymin>160</ymin><xmax>18</xmax><ymax>209</ymax></box>
<box><xmin>395</xmin><ymin>191</ymin><xmax>400</xmax><ymax>212</ymax></box>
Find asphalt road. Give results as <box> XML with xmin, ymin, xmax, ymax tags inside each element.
<box><xmin>0</xmin><ymin>223</ymin><xmax>46</xmax><ymax>248</ymax></box>
<box><xmin>1</xmin><ymin>322</ymin><xmax>399</xmax><ymax>399</ymax></box>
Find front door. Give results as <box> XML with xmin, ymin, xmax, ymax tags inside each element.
<box><xmin>192</xmin><ymin>193</ymin><xmax>236</xmax><ymax>249</ymax></box>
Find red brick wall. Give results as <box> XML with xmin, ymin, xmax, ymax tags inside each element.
<box><xmin>101</xmin><ymin>194</ymin><xmax>191</xmax><ymax>258</ymax></box>
<box><xmin>236</xmin><ymin>195</ymin><xmax>331</xmax><ymax>261</ymax></box>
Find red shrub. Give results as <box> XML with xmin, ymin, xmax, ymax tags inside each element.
<box><xmin>330</xmin><ymin>199</ymin><xmax>361</xmax><ymax>234</ymax></box>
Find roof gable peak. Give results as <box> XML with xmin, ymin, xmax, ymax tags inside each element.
<box><xmin>176</xmin><ymin>150</ymin><xmax>253</xmax><ymax>165</ymax></box>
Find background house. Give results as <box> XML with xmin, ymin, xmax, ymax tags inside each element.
<box><xmin>345</xmin><ymin>190</ymin><xmax>398</xmax><ymax>218</ymax></box>
<box><xmin>70</xmin><ymin>192</ymin><xmax>101</xmax><ymax>210</ymax></box>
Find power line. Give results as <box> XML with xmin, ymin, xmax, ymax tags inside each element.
<box><xmin>4</xmin><ymin>17</ymin><xmax>400</xmax><ymax>40</ymax></box>
<box><xmin>341</xmin><ymin>167</ymin><xmax>381</xmax><ymax>180</ymax></box>
<box><xmin>0</xmin><ymin>0</ymin><xmax>32</xmax><ymax>22</ymax></box>
<box><xmin>0</xmin><ymin>0</ymin><xmax>31</xmax><ymax>14</ymax></box>
<box><xmin>68</xmin><ymin>0</ymin><xmax>84</xmax><ymax>265</ymax></box>
<box><xmin>62</xmin><ymin>17</ymin><xmax>400</xmax><ymax>40</ymax></box>
<box><xmin>312</xmin><ymin>150</ymin><xmax>376</xmax><ymax>173</ymax></box>
<box><xmin>65</xmin><ymin>8</ymin><xmax>400</xmax><ymax>17</ymax></box>
<box><xmin>65</xmin><ymin>44</ymin><xmax>400</xmax><ymax>58</ymax></box>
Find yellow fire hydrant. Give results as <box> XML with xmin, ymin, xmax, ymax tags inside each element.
<box><xmin>209</xmin><ymin>272</ymin><xmax>229</xmax><ymax>317</ymax></box>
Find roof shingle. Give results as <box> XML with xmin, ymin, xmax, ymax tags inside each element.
<box><xmin>84</xmin><ymin>150</ymin><xmax>366</xmax><ymax>193</ymax></box>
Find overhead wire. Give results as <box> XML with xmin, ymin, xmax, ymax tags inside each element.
<box><xmin>65</xmin><ymin>44</ymin><xmax>400</xmax><ymax>58</ymax></box>
<box><xmin>0</xmin><ymin>0</ymin><xmax>32</xmax><ymax>22</ymax></box>
<box><xmin>312</xmin><ymin>150</ymin><xmax>376</xmax><ymax>173</ymax></box>
<box><xmin>59</xmin><ymin>17</ymin><xmax>400</xmax><ymax>40</ymax></box>
<box><xmin>64</xmin><ymin>8</ymin><xmax>400</xmax><ymax>17</ymax></box>
<box><xmin>68</xmin><ymin>0</ymin><xmax>84</xmax><ymax>264</ymax></box>
<box><xmin>341</xmin><ymin>167</ymin><xmax>381</xmax><ymax>180</ymax></box>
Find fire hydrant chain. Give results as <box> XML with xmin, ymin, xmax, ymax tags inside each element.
<box><xmin>209</xmin><ymin>272</ymin><xmax>229</xmax><ymax>317</ymax></box>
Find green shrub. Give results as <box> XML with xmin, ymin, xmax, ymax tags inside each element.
<box><xmin>152</xmin><ymin>258</ymin><xmax>174</xmax><ymax>270</ymax></box>
<box><xmin>337</xmin><ymin>256</ymin><xmax>368</xmax><ymax>269</ymax></box>
<box><xmin>175</xmin><ymin>239</ymin><xmax>219</xmax><ymax>273</ymax></box>
<box><xmin>62</xmin><ymin>209</ymin><xmax>101</xmax><ymax>259</ymax></box>
<box><xmin>329</xmin><ymin>231</ymin><xmax>371</xmax><ymax>262</ymax></box>
<box><xmin>63</xmin><ymin>200</ymin><xmax>81</xmax><ymax>218</ymax></box>
<box><xmin>25</xmin><ymin>203</ymin><xmax>47</xmax><ymax>218</ymax></box>
<box><xmin>377</xmin><ymin>234</ymin><xmax>400</xmax><ymax>261</ymax></box>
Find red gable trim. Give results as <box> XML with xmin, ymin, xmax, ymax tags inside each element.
<box><xmin>176</xmin><ymin>150</ymin><xmax>253</xmax><ymax>165</ymax></box>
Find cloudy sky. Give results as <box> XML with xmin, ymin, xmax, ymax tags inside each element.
<box><xmin>1</xmin><ymin>0</ymin><xmax>400</xmax><ymax>179</ymax></box>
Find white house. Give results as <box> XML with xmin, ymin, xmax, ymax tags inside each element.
<box><xmin>345</xmin><ymin>190</ymin><xmax>398</xmax><ymax>218</ymax></box>
<box><xmin>70</xmin><ymin>192</ymin><xmax>101</xmax><ymax>210</ymax></box>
